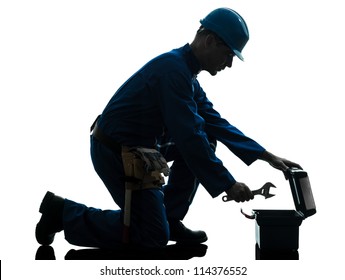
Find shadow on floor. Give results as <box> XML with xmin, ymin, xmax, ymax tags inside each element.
<box><xmin>35</xmin><ymin>243</ymin><xmax>208</xmax><ymax>260</ymax></box>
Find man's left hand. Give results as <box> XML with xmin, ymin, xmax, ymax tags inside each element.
<box><xmin>259</xmin><ymin>150</ymin><xmax>302</xmax><ymax>172</ymax></box>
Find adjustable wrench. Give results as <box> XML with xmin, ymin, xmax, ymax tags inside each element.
<box><xmin>222</xmin><ymin>182</ymin><xmax>276</xmax><ymax>202</ymax></box>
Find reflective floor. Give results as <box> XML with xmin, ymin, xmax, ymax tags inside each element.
<box><xmin>35</xmin><ymin>243</ymin><xmax>208</xmax><ymax>260</ymax></box>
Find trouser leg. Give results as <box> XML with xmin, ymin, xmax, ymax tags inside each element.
<box><xmin>62</xmin><ymin>137</ymin><xmax>169</xmax><ymax>248</ymax></box>
<box><xmin>158</xmin><ymin>138</ymin><xmax>217</xmax><ymax>221</ymax></box>
<box><xmin>158</xmin><ymin>141</ymin><xmax>198</xmax><ymax>221</ymax></box>
<box><xmin>63</xmin><ymin>199</ymin><xmax>124</xmax><ymax>248</ymax></box>
<box><xmin>63</xmin><ymin>188</ymin><xmax>169</xmax><ymax>248</ymax></box>
<box><xmin>163</xmin><ymin>156</ymin><xmax>199</xmax><ymax>221</ymax></box>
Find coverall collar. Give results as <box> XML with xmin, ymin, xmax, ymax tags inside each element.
<box><xmin>183</xmin><ymin>44</ymin><xmax>201</xmax><ymax>78</ymax></box>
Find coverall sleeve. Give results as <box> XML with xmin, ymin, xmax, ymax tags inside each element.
<box><xmin>157</xmin><ymin>72</ymin><xmax>236</xmax><ymax>198</ymax></box>
<box><xmin>193</xmin><ymin>80</ymin><xmax>265</xmax><ymax>165</ymax></box>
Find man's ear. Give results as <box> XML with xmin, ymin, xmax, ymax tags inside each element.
<box><xmin>204</xmin><ymin>34</ymin><xmax>217</xmax><ymax>49</ymax></box>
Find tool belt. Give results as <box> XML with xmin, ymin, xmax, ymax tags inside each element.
<box><xmin>91</xmin><ymin>115</ymin><xmax>170</xmax><ymax>190</ymax></box>
<box><xmin>121</xmin><ymin>146</ymin><xmax>170</xmax><ymax>190</ymax></box>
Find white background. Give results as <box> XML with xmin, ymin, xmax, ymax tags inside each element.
<box><xmin>1</xmin><ymin>0</ymin><xmax>344</xmax><ymax>279</ymax></box>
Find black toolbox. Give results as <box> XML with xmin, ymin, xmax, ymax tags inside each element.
<box><xmin>253</xmin><ymin>168</ymin><xmax>316</xmax><ymax>251</ymax></box>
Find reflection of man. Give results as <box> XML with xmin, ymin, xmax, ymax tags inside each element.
<box><xmin>36</xmin><ymin>8</ymin><xmax>301</xmax><ymax>249</ymax></box>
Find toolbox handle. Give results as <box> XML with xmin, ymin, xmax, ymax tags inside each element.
<box><xmin>240</xmin><ymin>208</ymin><xmax>255</xmax><ymax>220</ymax></box>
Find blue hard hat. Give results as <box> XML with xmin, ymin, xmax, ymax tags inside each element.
<box><xmin>200</xmin><ymin>8</ymin><xmax>249</xmax><ymax>61</ymax></box>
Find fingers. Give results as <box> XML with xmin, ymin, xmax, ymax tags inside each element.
<box><xmin>262</xmin><ymin>151</ymin><xmax>302</xmax><ymax>171</ymax></box>
<box><xmin>246</xmin><ymin>186</ymin><xmax>254</xmax><ymax>200</ymax></box>
<box><xmin>279</xmin><ymin>159</ymin><xmax>303</xmax><ymax>172</ymax></box>
<box><xmin>285</xmin><ymin>160</ymin><xmax>302</xmax><ymax>170</ymax></box>
<box><xmin>239</xmin><ymin>187</ymin><xmax>254</xmax><ymax>202</ymax></box>
<box><xmin>229</xmin><ymin>182</ymin><xmax>254</xmax><ymax>203</ymax></box>
<box><xmin>270</xmin><ymin>157</ymin><xmax>302</xmax><ymax>172</ymax></box>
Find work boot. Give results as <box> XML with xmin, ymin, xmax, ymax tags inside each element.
<box><xmin>35</xmin><ymin>191</ymin><xmax>64</xmax><ymax>245</ymax></box>
<box><xmin>168</xmin><ymin>219</ymin><xmax>207</xmax><ymax>244</ymax></box>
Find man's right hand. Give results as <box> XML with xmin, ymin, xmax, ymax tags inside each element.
<box><xmin>225</xmin><ymin>182</ymin><xmax>254</xmax><ymax>203</ymax></box>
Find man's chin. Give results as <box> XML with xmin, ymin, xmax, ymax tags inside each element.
<box><xmin>208</xmin><ymin>70</ymin><xmax>218</xmax><ymax>76</ymax></box>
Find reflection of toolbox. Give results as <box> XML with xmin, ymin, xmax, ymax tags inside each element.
<box><xmin>253</xmin><ymin>168</ymin><xmax>316</xmax><ymax>251</ymax></box>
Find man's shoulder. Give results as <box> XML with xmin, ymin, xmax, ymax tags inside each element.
<box><xmin>150</xmin><ymin>46</ymin><xmax>187</xmax><ymax>68</ymax></box>
<box><xmin>139</xmin><ymin>44</ymin><xmax>195</xmax><ymax>79</ymax></box>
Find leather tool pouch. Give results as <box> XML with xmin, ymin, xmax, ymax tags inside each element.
<box><xmin>121</xmin><ymin>146</ymin><xmax>170</xmax><ymax>190</ymax></box>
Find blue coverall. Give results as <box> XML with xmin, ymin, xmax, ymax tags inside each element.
<box><xmin>63</xmin><ymin>44</ymin><xmax>265</xmax><ymax>248</ymax></box>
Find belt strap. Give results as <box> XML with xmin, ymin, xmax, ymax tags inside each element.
<box><xmin>91</xmin><ymin>115</ymin><xmax>121</xmax><ymax>153</ymax></box>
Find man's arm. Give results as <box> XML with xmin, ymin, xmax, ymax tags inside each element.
<box><xmin>194</xmin><ymin>81</ymin><xmax>266</xmax><ymax>165</ymax></box>
<box><xmin>223</xmin><ymin>151</ymin><xmax>302</xmax><ymax>203</ymax></box>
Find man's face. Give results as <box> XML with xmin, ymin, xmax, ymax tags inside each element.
<box><xmin>203</xmin><ymin>36</ymin><xmax>235</xmax><ymax>76</ymax></box>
